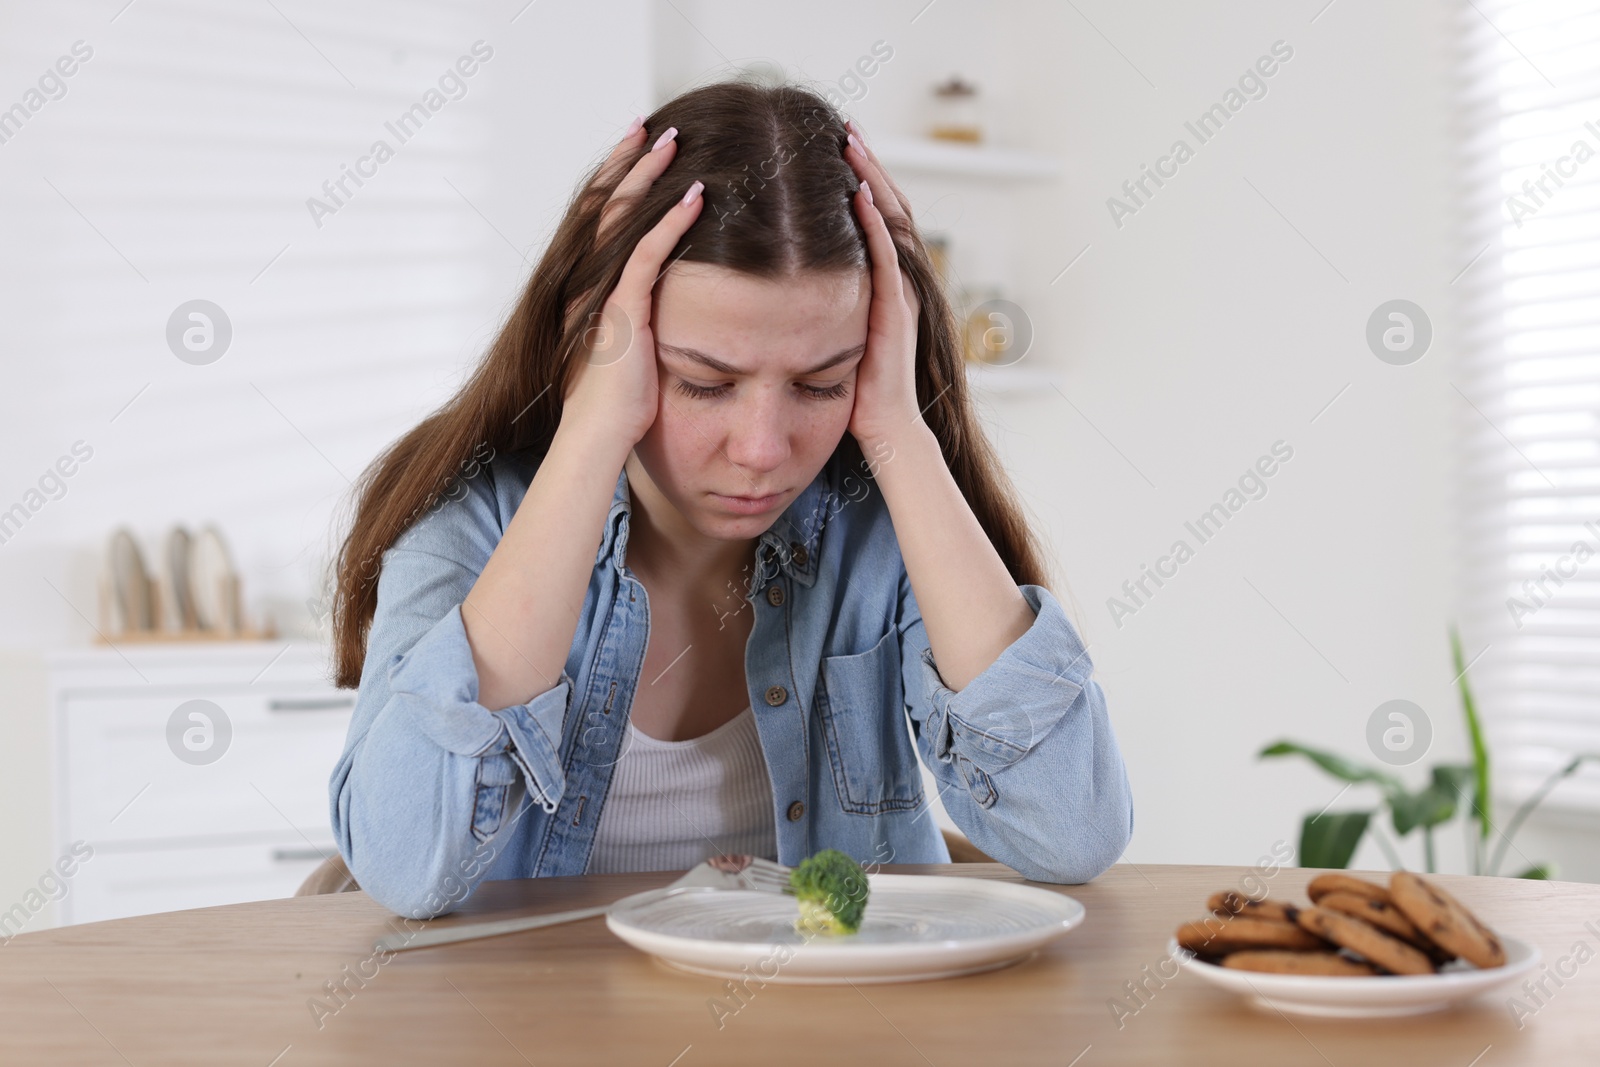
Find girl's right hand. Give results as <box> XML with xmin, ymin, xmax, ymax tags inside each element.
<box><xmin>560</xmin><ymin>120</ymin><xmax>704</xmax><ymax>451</ymax></box>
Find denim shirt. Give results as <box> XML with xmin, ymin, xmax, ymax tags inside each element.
<box><xmin>330</xmin><ymin>445</ymin><xmax>1134</xmax><ymax>918</ymax></box>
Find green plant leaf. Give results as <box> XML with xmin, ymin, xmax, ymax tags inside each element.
<box><xmin>1487</xmin><ymin>753</ymin><xmax>1600</xmax><ymax>875</ymax></box>
<box><xmin>1389</xmin><ymin>765</ymin><xmax>1476</xmax><ymax>836</ymax></box>
<box><xmin>1260</xmin><ymin>742</ymin><xmax>1402</xmax><ymax>791</ymax></box>
<box><xmin>1450</xmin><ymin>626</ymin><xmax>1492</xmax><ymax>844</ymax></box>
<box><xmin>1432</xmin><ymin>763</ymin><xmax>1476</xmax><ymax>797</ymax></box>
<box><xmin>1390</xmin><ymin>781</ymin><xmax>1458</xmax><ymax>836</ymax></box>
<box><xmin>1513</xmin><ymin>864</ymin><xmax>1552</xmax><ymax>880</ymax></box>
<box><xmin>1299</xmin><ymin>810</ymin><xmax>1371</xmax><ymax>869</ymax></box>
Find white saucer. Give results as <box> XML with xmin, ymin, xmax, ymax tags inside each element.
<box><xmin>1171</xmin><ymin>934</ymin><xmax>1542</xmax><ymax>1017</ymax></box>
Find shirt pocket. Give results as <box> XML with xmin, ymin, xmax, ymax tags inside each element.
<box><xmin>816</xmin><ymin>628</ymin><xmax>926</xmax><ymax>815</ymax></box>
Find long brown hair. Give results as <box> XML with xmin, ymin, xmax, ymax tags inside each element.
<box><xmin>325</xmin><ymin>80</ymin><xmax>1048</xmax><ymax>688</ymax></box>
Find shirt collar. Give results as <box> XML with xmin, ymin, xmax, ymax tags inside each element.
<box><xmin>598</xmin><ymin>466</ymin><xmax>833</xmax><ymax>590</ymax></box>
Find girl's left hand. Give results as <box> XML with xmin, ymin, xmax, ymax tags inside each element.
<box><xmin>844</xmin><ymin>122</ymin><xmax>924</xmax><ymax>452</ymax></box>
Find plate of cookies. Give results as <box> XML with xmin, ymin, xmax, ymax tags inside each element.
<box><xmin>1170</xmin><ymin>871</ymin><xmax>1541</xmax><ymax>1018</ymax></box>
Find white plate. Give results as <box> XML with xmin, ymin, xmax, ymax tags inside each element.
<box><xmin>164</xmin><ymin>525</ymin><xmax>193</xmax><ymax>630</ymax></box>
<box><xmin>188</xmin><ymin>525</ymin><xmax>235</xmax><ymax>631</ymax></box>
<box><xmin>108</xmin><ymin>528</ymin><xmax>153</xmax><ymax>632</ymax></box>
<box><xmin>606</xmin><ymin>873</ymin><xmax>1085</xmax><ymax>984</ymax></box>
<box><xmin>1171</xmin><ymin>934</ymin><xmax>1542</xmax><ymax>1018</ymax></box>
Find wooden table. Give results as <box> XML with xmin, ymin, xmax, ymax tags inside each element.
<box><xmin>2</xmin><ymin>863</ymin><xmax>1594</xmax><ymax>1065</ymax></box>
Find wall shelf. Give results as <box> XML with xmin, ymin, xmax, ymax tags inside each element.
<box><xmin>870</xmin><ymin>136</ymin><xmax>1062</xmax><ymax>181</ymax></box>
<box><xmin>965</xmin><ymin>361</ymin><xmax>1059</xmax><ymax>397</ymax></box>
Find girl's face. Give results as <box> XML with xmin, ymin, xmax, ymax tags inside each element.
<box><xmin>632</xmin><ymin>263</ymin><xmax>871</xmax><ymax>543</ymax></box>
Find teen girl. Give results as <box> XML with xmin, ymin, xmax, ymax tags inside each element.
<box><xmin>326</xmin><ymin>81</ymin><xmax>1132</xmax><ymax>917</ymax></box>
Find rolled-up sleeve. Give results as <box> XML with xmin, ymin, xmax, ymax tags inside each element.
<box><xmin>900</xmin><ymin>580</ymin><xmax>1134</xmax><ymax>884</ymax></box>
<box><xmin>329</xmin><ymin>490</ymin><xmax>573</xmax><ymax>919</ymax></box>
<box><xmin>388</xmin><ymin>600</ymin><xmax>570</xmax><ymax>813</ymax></box>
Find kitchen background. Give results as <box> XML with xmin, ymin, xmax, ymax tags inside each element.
<box><xmin>2</xmin><ymin>0</ymin><xmax>1597</xmax><ymax>929</ymax></box>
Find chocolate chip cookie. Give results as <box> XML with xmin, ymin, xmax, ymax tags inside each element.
<box><xmin>1177</xmin><ymin>916</ymin><xmax>1327</xmax><ymax>956</ymax></box>
<box><xmin>1306</xmin><ymin>873</ymin><xmax>1389</xmax><ymax>904</ymax></box>
<box><xmin>1389</xmin><ymin>871</ymin><xmax>1506</xmax><ymax>969</ymax></box>
<box><xmin>1221</xmin><ymin>950</ymin><xmax>1381</xmax><ymax>976</ymax></box>
<box><xmin>1207</xmin><ymin>890</ymin><xmax>1296</xmax><ymax>923</ymax></box>
<box><xmin>1293</xmin><ymin>905</ymin><xmax>1436</xmax><ymax>975</ymax></box>
<box><xmin>1316</xmin><ymin>890</ymin><xmax>1430</xmax><ymax>948</ymax></box>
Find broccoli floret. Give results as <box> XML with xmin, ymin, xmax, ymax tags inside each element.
<box><xmin>787</xmin><ymin>848</ymin><xmax>869</xmax><ymax>935</ymax></box>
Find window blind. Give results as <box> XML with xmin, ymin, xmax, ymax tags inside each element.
<box><xmin>1455</xmin><ymin>0</ymin><xmax>1600</xmax><ymax>809</ymax></box>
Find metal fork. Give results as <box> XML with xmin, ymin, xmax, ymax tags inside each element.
<box><xmin>374</xmin><ymin>854</ymin><xmax>792</xmax><ymax>953</ymax></box>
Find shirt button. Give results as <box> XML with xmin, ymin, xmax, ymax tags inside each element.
<box><xmin>765</xmin><ymin>685</ymin><xmax>788</xmax><ymax>706</ymax></box>
<box><xmin>765</xmin><ymin>585</ymin><xmax>784</xmax><ymax>607</ymax></box>
<box><xmin>790</xmin><ymin>542</ymin><xmax>809</xmax><ymax>567</ymax></box>
<box><xmin>786</xmin><ymin>800</ymin><xmax>805</xmax><ymax>821</ymax></box>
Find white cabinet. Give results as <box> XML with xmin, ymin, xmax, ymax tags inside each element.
<box><xmin>25</xmin><ymin>642</ymin><xmax>352</xmax><ymax>926</ymax></box>
<box><xmin>68</xmin><ymin>840</ymin><xmax>334</xmax><ymax>923</ymax></box>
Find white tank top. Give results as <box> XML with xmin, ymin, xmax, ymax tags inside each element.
<box><xmin>584</xmin><ymin>706</ymin><xmax>779</xmax><ymax>874</ymax></box>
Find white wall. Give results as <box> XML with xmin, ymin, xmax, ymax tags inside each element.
<box><xmin>999</xmin><ymin>0</ymin><xmax>1466</xmax><ymax>874</ymax></box>
<box><xmin>0</xmin><ymin>0</ymin><xmax>651</xmax><ymax>645</ymax></box>
<box><xmin>655</xmin><ymin>0</ymin><xmax>1594</xmax><ymax>880</ymax></box>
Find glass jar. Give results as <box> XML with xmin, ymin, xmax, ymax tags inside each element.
<box><xmin>931</xmin><ymin>76</ymin><xmax>982</xmax><ymax>143</ymax></box>
<box><xmin>960</xmin><ymin>286</ymin><xmax>1014</xmax><ymax>364</ymax></box>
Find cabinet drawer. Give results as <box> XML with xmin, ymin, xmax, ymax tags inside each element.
<box><xmin>61</xmin><ymin>687</ymin><xmax>353</xmax><ymax>846</ymax></box>
<box><xmin>64</xmin><ymin>836</ymin><xmax>337</xmax><ymax>925</ymax></box>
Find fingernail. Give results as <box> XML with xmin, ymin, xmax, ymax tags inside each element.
<box><xmin>847</xmin><ymin>132</ymin><xmax>863</xmax><ymax>154</ymax></box>
<box><xmin>682</xmin><ymin>180</ymin><xmax>704</xmax><ymax>206</ymax></box>
<box><xmin>624</xmin><ymin>114</ymin><xmax>644</xmax><ymax>137</ymax></box>
<box><xmin>653</xmin><ymin>126</ymin><xmax>678</xmax><ymax>151</ymax></box>
<box><xmin>860</xmin><ymin>179</ymin><xmax>873</xmax><ymax>205</ymax></box>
